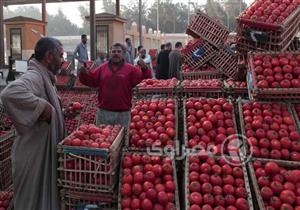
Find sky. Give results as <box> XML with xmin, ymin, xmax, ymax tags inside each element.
<box><xmin>5</xmin><ymin>0</ymin><xmax>254</xmax><ymax>27</ymax></box>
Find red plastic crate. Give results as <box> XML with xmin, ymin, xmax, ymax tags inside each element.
<box><xmin>247</xmin><ymin>51</ymin><xmax>300</xmax><ymax>101</ymax></box>
<box><xmin>57</xmin><ymin>126</ymin><xmax>124</xmax><ymax>193</ymax></box>
<box><xmin>182</xmin><ymin>39</ymin><xmax>217</xmax><ymax>70</ymax></box>
<box><xmin>236</xmin><ymin>6</ymin><xmax>300</xmax><ymax>52</ymax></box>
<box><xmin>187</xmin><ymin>11</ymin><xmax>229</xmax><ymax>48</ymax></box>
<box><xmin>60</xmin><ymin>189</ymin><xmax>116</xmax><ymax>210</ymax></box>
<box><xmin>210</xmin><ymin>48</ymin><xmax>239</xmax><ymax>79</ymax></box>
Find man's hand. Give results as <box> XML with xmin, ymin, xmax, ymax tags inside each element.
<box><xmin>79</xmin><ymin>66</ymin><xmax>88</xmax><ymax>74</ymax></box>
<box><xmin>39</xmin><ymin>103</ymin><xmax>52</xmax><ymax>123</ymax></box>
<box><xmin>63</xmin><ymin>107</ymin><xmax>80</xmax><ymax>119</ymax></box>
<box><xmin>137</xmin><ymin>59</ymin><xmax>148</xmax><ymax>71</ymax></box>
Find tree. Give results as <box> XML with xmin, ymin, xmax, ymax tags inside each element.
<box><xmin>4</xmin><ymin>6</ymin><xmax>81</xmax><ymax>36</ymax></box>
<box><xmin>102</xmin><ymin>0</ymin><xmax>116</xmax><ymax>14</ymax></box>
<box><xmin>224</xmin><ymin>0</ymin><xmax>247</xmax><ymax>31</ymax></box>
<box><xmin>78</xmin><ymin>5</ymin><xmax>90</xmax><ymax>35</ymax></box>
<box><xmin>205</xmin><ymin>0</ymin><xmax>227</xmax><ymax>27</ymax></box>
<box><xmin>147</xmin><ymin>1</ymin><xmax>189</xmax><ymax>33</ymax></box>
<box><xmin>47</xmin><ymin>9</ymin><xmax>80</xmax><ymax>36</ymax></box>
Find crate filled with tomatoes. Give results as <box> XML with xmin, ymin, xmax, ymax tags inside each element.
<box><xmin>135</xmin><ymin>78</ymin><xmax>179</xmax><ymax>98</ymax></box>
<box><xmin>247</xmin><ymin>51</ymin><xmax>300</xmax><ymax>101</ymax></box>
<box><xmin>57</xmin><ymin>124</ymin><xmax>124</xmax><ymax>193</ymax></box>
<box><xmin>0</xmin><ymin>190</ymin><xmax>13</xmax><ymax>210</ymax></box>
<box><xmin>237</xmin><ymin>0</ymin><xmax>300</xmax><ymax>52</ymax></box>
<box><xmin>184</xmin><ymin>154</ymin><xmax>253</xmax><ymax>210</ymax></box>
<box><xmin>248</xmin><ymin>159</ymin><xmax>300</xmax><ymax>210</ymax></box>
<box><xmin>128</xmin><ymin>98</ymin><xmax>178</xmax><ymax>152</ymax></box>
<box><xmin>180</xmin><ymin>79</ymin><xmax>226</xmax><ymax>98</ymax></box>
<box><xmin>183</xmin><ymin>97</ymin><xmax>243</xmax><ymax>157</ymax></box>
<box><xmin>118</xmin><ymin>152</ymin><xmax>180</xmax><ymax>210</ymax></box>
<box><xmin>238</xmin><ymin>99</ymin><xmax>300</xmax><ymax>162</ymax></box>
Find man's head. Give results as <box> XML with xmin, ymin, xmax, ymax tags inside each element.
<box><xmin>109</xmin><ymin>43</ymin><xmax>124</xmax><ymax>64</ymax></box>
<box><xmin>165</xmin><ymin>42</ymin><xmax>172</xmax><ymax>50</ymax></box>
<box><xmin>34</xmin><ymin>37</ymin><xmax>64</xmax><ymax>75</ymax></box>
<box><xmin>160</xmin><ymin>44</ymin><xmax>165</xmax><ymax>51</ymax></box>
<box><xmin>81</xmin><ymin>34</ymin><xmax>87</xmax><ymax>44</ymax></box>
<box><xmin>175</xmin><ymin>42</ymin><xmax>183</xmax><ymax>50</ymax></box>
<box><xmin>125</xmin><ymin>38</ymin><xmax>131</xmax><ymax>45</ymax></box>
<box><xmin>137</xmin><ymin>45</ymin><xmax>143</xmax><ymax>53</ymax></box>
<box><xmin>139</xmin><ymin>48</ymin><xmax>147</xmax><ymax>59</ymax></box>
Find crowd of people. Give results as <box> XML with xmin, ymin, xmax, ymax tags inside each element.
<box><xmin>68</xmin><ymin>35</ymin><xmax>183</xmax><ymax>89</ymax></box>
<box><xmin>0</xmin><ymin>34</ymin><xmax>183</xmax><ymax>210</ymax></box>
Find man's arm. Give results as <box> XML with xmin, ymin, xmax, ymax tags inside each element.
<box><xmin>73</xmin><ymin>44</ymin><xmax>81</xmax><ymax>62</ymax></box>
<box><xmin>78</xmin><ymin>66</ymin><xmax>101</xmax><ymax>88</ymax></box>
<box><xmin>130</xmin><ymin>66</ymin><xmax>143</xmax><ymax>87</ymax></box>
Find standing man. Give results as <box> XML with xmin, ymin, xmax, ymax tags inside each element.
<box><xmin>125</xmin><ymin>38</ymin><xmax>134</xmax><ymax>64</ymax></box>
<box><xmin>156</xmin><ymin>42</ymin><xmax>172</xmax><ymax>80</ymax></box>
<box><xmin>134</xmin><ymin>47</ymin><xmax>154</xmax><ymax>78</ymax></box>
<box><xmin>74</xmin><ymin>34</ymin><xmax>89</xmax><ymax>71</ymax></box>
<box><xmin>0</xmin><ymin>37</ymin><xmax>66</xmax><ymax>210</ymax></box>
<box><xmin>79</xmin><ymin>43</ymin><xmax>151</xmax><ymax>127</ymax></box>
<box><xmin>169</xmin><ymin>41</ymin><xmax>183</xmax><ymax>79</ymax></box>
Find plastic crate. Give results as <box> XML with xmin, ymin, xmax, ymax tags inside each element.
<box><xmin>247</xmin><ymin>158</ymin><xmax>300</xmax><ymax>210</ymax></box>
<box><xmin>180</xmin><ymin>71</ymin><xmax>223</xmax><ymax>80</ymax></box>
<box><xmin>247</xmin><ymin>51</ymin><xmax>300</xmax><ymax>101</ymax></box>
<box><xmin>290</xmin><ymin>103</ymin><xmax>300</xmax><ymax>132</ymax></box>
<box><xmin>57</xmin><ymin>127</ymin><xmax>124</xmax><ymax>193</ymax></box>
<box><xmin>224</xmin><ymin>80</ymin><xmax>248</xmax><ymax>99</ymax></box>
<box><xmin>237</xmin><ymin>99</ymin><xmax>300</xmax><ymax>161</ymax></box>
<box><xmin>0</xmin><ymin>157</ymin><xmax>12</xmax><ymax>191</ymax></box>
<box><xmin>210</xmin><ymin>48</ymin><xmax>239</xmax><ymax>79</ymax></box>
<box><xmin>135</xmin><ymin>80</ymin><xmax>180</xmax><ymax>99</ymax></box>
<box><xmin>182</xmin><ymin>39</ymin><xmax>217</xmax><ymax>70</ymax></box>
<box><xmin>238</xmin><ymin>3</ymin><xmax>300</xmax><ymax>31</ymax></box>
<box><xmin>117</xmin><ymin>151</ymin><xmax>180</xmax><ymax>210</ymax></box>
<box><xmin>180</xmin><ymin>88</ymin><xmax>226</xmax><ymax>98</ymax></box>
<box><xmin>0</xmin><ymin>132</ymin><xmax>14</xmax><ymax>162</ymax></box>
<box><xmin>236</xmin><ymin>5</ymin><xmax>300</xmax><ymax>52</ymax></box>
<box><xmin>60</xmin><ymin>189</ymin><xmax>116</xmax><ymax>210</ymax></box>
<box><xmin>183</xmin><ymin>98</ymin><xmax>242</xmax><ymax>155</ymax></box>
<box><xmin>126</xmin><ymin>98</ymin><xmax>179</xmax><ymax>152</ymax></box>
<box><xmin>184</xmin><ymin>154</ymin><xmax>254</xmax><ymax>210</ymax></box>
<box><xmin>186</xmin><ymin>10</ymin><xmax>229</xmax><ymax>48</ymax></box>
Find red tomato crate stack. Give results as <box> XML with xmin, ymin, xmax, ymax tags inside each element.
<box><xmin>236</xmin><ymin>0</ymin><xmax>300</xmax><ymax>53</ymax></box>
<box><xmin>57</xmin><ymin>124</ymin><xmax>125</xmax><ymax>209</ymax></box>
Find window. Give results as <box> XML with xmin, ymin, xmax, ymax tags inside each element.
<box><xmin>10</xmin><ymin>28</ymin><xmax>22</xmax><ymax>60</ymax></box>
<box><xmin>96</xmin><ymin>25</ymin><xmax>109</xmax><ymax>56</ymax></box>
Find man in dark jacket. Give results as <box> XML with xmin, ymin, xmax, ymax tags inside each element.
<box><xmin>156</xmin><ymin>42</ymin><xmax>172</xmax><ymax>80</ymax></box>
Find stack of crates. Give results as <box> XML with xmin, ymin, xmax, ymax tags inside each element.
<box><xmin>183</xmin><ymin>11</ymin><xmax>241</xmax><ymax>81</ymax></box>
<box><xmin>236</xmin><ymin>1</ymin><xmax>300</xmax><ymax>54</ymax></box>
<box><xmin>57</xmin><ymin>125</ymin><xmax>125</xmax><ymax>210</ymax></box>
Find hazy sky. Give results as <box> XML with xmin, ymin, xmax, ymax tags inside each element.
<box><xmin>6</xmin><ymin>0</ymin><xmax>254</xmax><ymax>27</ymax></box>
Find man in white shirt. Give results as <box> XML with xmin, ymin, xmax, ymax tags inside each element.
<box><xmin>134</xmin><ymin>46</ymin><xmax>154</xmax><ymax>78</ymax></box>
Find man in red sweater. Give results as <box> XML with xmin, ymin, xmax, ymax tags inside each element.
<box><xmin>79</xmin><ymin>43</ymin><xmax>150</xmax><ymax>127</ymax></box>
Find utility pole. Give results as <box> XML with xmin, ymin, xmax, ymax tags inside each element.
<box><xmin>157</xmin><ymin>0</ymin><xmax>159</xmax><ymax>32</ymax></box>
<box><xmin>139</xmin><ymin>0</ymin><xmax>142</xmax><ymax>46</ymax></box>
<box><xmin>188</xmin><ymin>0</ymin><xmax>190</xmax><ymax>25</ymax></box>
